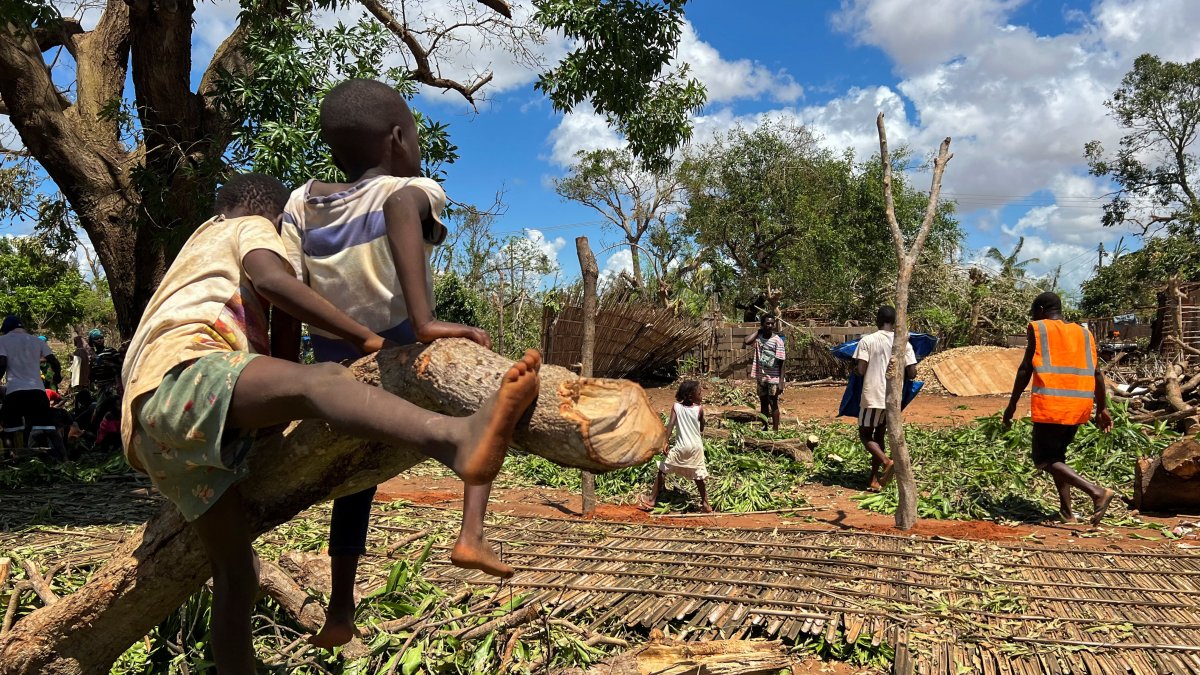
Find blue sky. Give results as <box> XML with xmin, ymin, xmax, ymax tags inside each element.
<box><xmin>5</xmin><ymin>0</ymin><xmax>1200</xmax><ymax>293</ymax></box>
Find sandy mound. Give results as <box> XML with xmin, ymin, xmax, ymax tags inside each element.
<box><xmin>917</xmin><ymin>345</ymin><xmax>1015</xmax><ymax>395</ymax></box>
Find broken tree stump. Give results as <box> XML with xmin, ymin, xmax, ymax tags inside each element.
<box><xmin>1135</xmin><ymin>440</ymin><xmax>1200</xmax><ymax>513</ymax></box>
<box><xmin>0</xmin><ymin>339</ymin><xmax>664</xmax><ymax>675</ymax></box>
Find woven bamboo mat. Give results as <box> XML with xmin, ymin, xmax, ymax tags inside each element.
<box><xmin>4</xmin><ymin>485</ymin><xmax>1200</xmax><ymax>674</ymax></box>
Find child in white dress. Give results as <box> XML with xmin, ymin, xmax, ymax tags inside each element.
<box><xmin>639</xmin><ymin>380</ymin><xmax>713</xmax><ymax>513</ymax></box>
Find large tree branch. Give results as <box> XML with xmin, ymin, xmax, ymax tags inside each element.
<box><xmin>359</xmin><ymin>0</ymin><xmax>493</xmax><ymax>107</ymax></box>
<box><xmin>127</xmin><ymin>0</ymin><xmax>200</xmax><ymax>158</ymax></box>
<box><xmin>0</xmin><ymin>340</ymin><xmax>662</xmax><ymax>675</ymax></box>
<box><xmin>476</xmin><ymin>0</ymin><xmax>512</xmax><ymax>19</ymax></box>
<box><xmin>68</xmin><ymin>0</ymin><xmax>131</xmax><ymax>146</ymax></box>
<box><xmin>32</xmin><ymin>17</ymin><xmax>83</xmax><ymax>55</ymax></box>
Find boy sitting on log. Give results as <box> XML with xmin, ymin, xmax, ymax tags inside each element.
<box><xmin>279</xmin><ymin>78</ymin><xmax>515</xmax><ymax>648</ymax></box>
<box><xmin>120</xmin><ymin>173</ymin><xmax>541</xmax><ymax>674</ymax></box>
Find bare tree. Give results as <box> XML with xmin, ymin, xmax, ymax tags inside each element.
<box><xmin>876</xmin><ymin>112</ymin><xmax>953</xmax><ymax>530</ymax></box>
<box><xmin>555</xmin><ymin>148</ymin><xmax>683</xmax><ymax>293</ymax></box>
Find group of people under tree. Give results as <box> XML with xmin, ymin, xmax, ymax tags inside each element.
<box><xmin>641</xmin><ymin>292</ymin><xmax>1118</xmax><ymax>527</ymax></box>
<box><xmin>0</xmin><ymin>319</ymin><xmax>126</xmax><ymax>460</ymax></box>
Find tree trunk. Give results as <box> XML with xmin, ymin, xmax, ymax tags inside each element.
<box><xmin>577</xmin><ymin>237</ymin><xmax>599</xmax><ymax>515</ymax></box>
<box><xmin>0</xmin><ymin>339</ymin><xmax>663</xmax><ymax>675</ymax></box>
<box><xmin>628</xmin><ymin>238</ymin><xmax>644</xmax><ymax>291</ymax></box>
<box><xmin>876</xmin><ymin>112</ymin><xmax>953</xmax><ymax>532</ymax></box>
<box><xmin>1134</xmin><ymin>456</ymin><xmax>1200</xmax><ymax>513</ymax></box>
<box><xmin>1161</xmin><ymin>439</ymin><xmax>1200</xmax><ymax>480</ymax></box>
<box><xmin>886</xmin><ymin>264</ymin><xmax>918</xmax><ymax>530</ymax></box>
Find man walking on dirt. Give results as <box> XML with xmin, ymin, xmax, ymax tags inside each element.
<box><xmin>745</xmin><ymin>314</ymin><xmax>785</xmax><ymax>431</ymax></box>
<box><xmin>853</xmin><ymin>306</ymin><xmax>916</xmax><ymax>491</ymax></box>
<box><xmin>1004</xmin><ymin>292</ymin><xmax>1116</xmax><ymax>525</ymax></box>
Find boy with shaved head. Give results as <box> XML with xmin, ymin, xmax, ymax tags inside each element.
<box><xmin>280</xmin><ymin>79</ymin><xmax>512</xmax><ymax>648</ymax></box>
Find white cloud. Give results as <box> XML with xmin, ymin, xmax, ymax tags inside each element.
<box><xmin>599</xmin><ymin>248</ymin><xmax>633</xmax><ymax>284</ymax></box>
<box><xmin>546</xmin><ymin>104</ymin><xmax>624</xmax><ymax>166</ymax></box>
<box><xmin>675</xmin><ymin>22</ymin><xmax>803</xmax><ymax>104</ymax></box>
<box><xmin>524</xmin><ymin>228</ymin><xmax>565</xmax><ymax>266</ymax></box>
<box><xmin>833</xmin><ymin>0</ymin><xmax>1027</xmax><ymax>75</ymax></box>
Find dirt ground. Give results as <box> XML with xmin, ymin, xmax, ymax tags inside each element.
<box><xmin>640</xmin><ymin>381</ymin><xmax>1029</xmax><ymax>429</ymax></box>
<box><xmin>376</xmin><ymin>384</ymin><xmax>1195</xmax><ymax>554</ymax></box>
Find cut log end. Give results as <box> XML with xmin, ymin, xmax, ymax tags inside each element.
<box><xmin>558</xmin><ymin>377</ymin><xmax>666</xmax><ymax>469</ymax></box>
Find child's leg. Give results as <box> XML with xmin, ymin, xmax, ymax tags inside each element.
<box><xmin>451</xmin><ymin>482</ymin><xmax>512</xmax><ymax>576</ymax></box>
<box><xmin>310</xmin><ymin>487</ymin><xmax>375</xmax><ymax>649</ymax></box>
<box><xmin>225</xmin><ymin>351</ymin><xmax>541</xmax><ymax>485</ymax></box>
<box><xmin>192</xmin><ymin>487</ymin><xmax>259</xmax><ymax>675</ymax></box>
<box><xmin>758</xmin><ymin>392</ymin><xmax>770</xmax><ymax>430</ymax></box>
<box><xmin>770</xmin><ymin>393</ymin><xmax>781</xmax><ymax>432</ymax></box>
<box><xmin>859</xmin><ymin>425</ymin><xmax>890</xmax><ymax>488</ymax></box>
<box><xmin>225</xmin><ymin>351</ymin><xmax>540</xmax><ymax>579</ymax></box>
<box><xmin>695</xmin><ymin>479</ymin><xmax>713</xmax><ymax>513</ymax></box>
<box><xmin>639</xmin><ymin>471</ymin><xmax>665</xmax><ymax>510</ymax></box>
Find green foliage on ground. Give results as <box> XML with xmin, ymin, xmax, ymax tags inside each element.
<box><xmin>834</xmin><ymin>405</ymin><xmax>1176</xmax><ymax>521</ymax></box>
<box><xmin>507</xmin><ymin>404</ymin><xmax>1176</xmax><ymax>523</ymax></box>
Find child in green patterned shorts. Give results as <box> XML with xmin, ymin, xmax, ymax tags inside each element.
<box><xmin>120</xmin><ymin>174</ymin><xmax>541</xmax><ymax>674</ymax></box>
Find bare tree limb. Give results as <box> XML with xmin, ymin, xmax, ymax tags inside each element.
<box><xmin>475</xmin><ymin>0</ymin><xmax>512</xmax><ymax>19</ymax></box>
<box><xmin>359</xmin><ymin>0</ymin><xmax>493</xmax><ymax>107</ymax></box>
<box><xmin>32</xmin><ymin>18</ymin><xmax>83</xmax><ymax>55</ymax></box>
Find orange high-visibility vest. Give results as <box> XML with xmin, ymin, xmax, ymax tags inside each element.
<box><xmin>1031</xmin><ymin>319</ymin><xmax>1097</xmax><ymax>425</ymax></box>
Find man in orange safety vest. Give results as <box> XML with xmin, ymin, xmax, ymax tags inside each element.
<box><xmin>1004</xmin><ymin>292</ymin><xmax>1117</xmax><ymax>525</ymax></box>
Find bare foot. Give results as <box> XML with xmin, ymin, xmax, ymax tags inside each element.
<box><xmin>637</xmin><ymin>496</ymin><xmax>656</xmax><ymax>512</ymax></box>
<box><xmin>455</xmin><ymin>350</ymin><xmax>541</xmax><ymax>485</ymax></box>
<box><xmin>878</xmin><ymin>460</ymin><xmax>895</xmax><ymax>487</ymax></box>
<box><xmin>308</xmin><ymin>608</ymin><xmax>359</xmax><ymax>649</ymax></box>
<box><xmin>866</xmin><ymin>482</ymin><xmax>882</xmax><ymax>493</ymax></box>
<box><xmin>450</xmin><ymin>531</ymin><xmax>514</xmax><ymax>578</ymax></box>
<box><xmin>1091</xmin><ymin>488</ymin><xmax>1116</xmax><ymax>525</ymax></box>
<box><xmin>699</xmin><ymin>504</ymin><xmax>714</xmax><ymax>514</ymax></box>
<box><xmin>1054</xmin><ymin>512</ymin><xmax>1081</xmax><ymax>525</ymax></box>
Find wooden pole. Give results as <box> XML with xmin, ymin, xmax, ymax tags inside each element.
<box><xmin>877</xmin><ymin>112</ymin><xmax>953</xmax><ymax>531</ymax></box>
<box><xmin>577</xmin><ymin>236</ymin><xmax>599</xmax><ymax>515</ymax></box>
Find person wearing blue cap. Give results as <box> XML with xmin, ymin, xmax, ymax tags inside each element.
<box><xmin>0</xmin><ymin>315</ymin><xmax>64</xmax><ymax>456</ymax></box>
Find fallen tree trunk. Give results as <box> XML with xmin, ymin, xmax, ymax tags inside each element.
<box><xmin>1134</xmin><ymin>454</ymin><xmax>1200</xmax><ymax>514</ymax></box>
<box><xmin>705</xmin><ymin>428</ymin><xmax>813</xmax><ymax>464</ymax></box>
<box><xmin>0</xmin><ymin>339</ymin><xmax>663</xmax><ymax>675</ymax></box>
<box><xmin>1162</xmin><ymin>439</ymin><xmax>1200</xmax><ymax>480</ymax></box>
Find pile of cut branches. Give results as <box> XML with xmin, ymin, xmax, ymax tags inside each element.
<box><xmin>1111</xmin><ymin>352</ymin><xmax>1199</xmax><ymax>433</ymax></box>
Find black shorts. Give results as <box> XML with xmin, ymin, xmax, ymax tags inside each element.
<box><xmin>1031</xmin><ymin>422</ymin><xmax>1078</xmax><ymax>467</ymax></box>
<box><xmin>2</xmin><ymin>389</ymin><xmax>52</xmax><ymax>433</ymax></box>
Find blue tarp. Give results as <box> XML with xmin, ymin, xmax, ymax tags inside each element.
<box><xmin>830</xmin><ymin>332</ymin><xmax>937</xmax><ymax>361</ymax></box>
<box><xmin>831</xmin><ymin>332</ymin><xmax>936</xmax><ymax>419</ymax></box>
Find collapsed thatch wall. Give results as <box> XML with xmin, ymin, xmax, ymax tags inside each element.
<box><xmin>540</xmin><ymin>287</ymin><xmax>709</xmax><ymax>379</ymax></box>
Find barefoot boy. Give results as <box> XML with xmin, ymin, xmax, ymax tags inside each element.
<box><xmin>279</xmin><ymin>79</ymin><xmax>509</xmax><ymax>647</ymax></box>
<box><xmin>121</xmin><ymin>173</ymin><xmax>540</xmax><ymax>674</ymax></box>
<box><xmin>853</xmin><ymin>306</ymin><xmax>916</xmax><ymax>491</ymax></box>
<box><xmin>1004</xmin><ymin>292</ymin><xmax>1116</xmax><ymax>525</ymax></box>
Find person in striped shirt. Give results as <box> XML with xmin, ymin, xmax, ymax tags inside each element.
<box><xmin>744</xmin><ymin>314</ymin><xmax>786</xmax><ymax>431</ymax></box>
<box><xmin>280</xmin><ymin>79</ymin><xmax>518</xmax><ymax>648</ymax></box>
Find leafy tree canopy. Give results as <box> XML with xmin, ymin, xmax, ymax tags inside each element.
<box><xmin>0</xmin><ymin>235</ymin><xmax>89</xmax><ymax>335</ymax></box>
<box><xmin>678</xmin><ymin>121</ymin><xmax>961</xmax><ymax>322</ymax></box>
<box><xmin>1086</xmin><ymin>54</ymin><xmax>1200</xmax><ymax>237</ymax></box>
<box><xmin>1079</xmin><ymin>233</ymin><xmax>1200</xmax><ymax>317</ymax></box>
